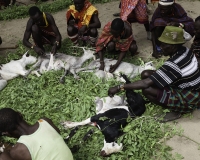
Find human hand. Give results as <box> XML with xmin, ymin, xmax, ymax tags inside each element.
<box><xmin>167</xmin><ymin>22</ymin><xmax>179</xmax><ymax>27</ymax></box>
<box><xmin>78</xmin><ymin>25</ymin><xmax>87</xmax><ymax>36</ymax></box>
<box><xmin>33</xmin><ymin>46</ymin><xmax>45</xmax><ymax>55</ymax></box>
<box><xmin>108</xmin><ymin>86</ymin><xmax>119</xmax><ymax>97</ymax></box>
<box><xmin>51</xmin><ymin>44</ymin><xmax>57</xmax><ymax>55</ymax></box>
<box><xmin>109</xmin><ymin>64</ymin><xmax>118</xmax><ymax>73</ymax></box>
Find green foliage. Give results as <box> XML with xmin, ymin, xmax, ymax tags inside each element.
<box><xmin>0</xmin><ymin>0</ymin><xmax>113</xmax><ymax>21</ymax></box>
<box><xmin>0</xmin><ymin>39</ymin><xmax>182</xmax><ymax>159</ymax></box>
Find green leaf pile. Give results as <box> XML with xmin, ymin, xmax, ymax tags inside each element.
<box><xmin>0</xmin><ymin>40</ymin><xmax>182</xmax><ymax>160</ymax></box>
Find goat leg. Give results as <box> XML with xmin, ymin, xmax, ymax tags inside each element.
<box><xmin>82</xmin><ymin>129</ymin><xmax>94</xmax><ymax>141</ymax></box>
<box><xmin>26</xmin><ymin>58</ymin><xmax>43</xmax><ymax>77</ymax></box>
<box><xmin>60</xmin><ymin>69</ymin><xmax>69</xmax><ymax>84</ymax></box>
<box><xmin>31</xmin><ymin>70</ymin><xmax>41</xmax><ymax>77</ymax></box>
<box><xmin>64</xmin><ymin>126</ymin><xmax>79</xmax><ymax>143</ymax></box>
<box><xmin>61</xmin><ymin>118</ymin><xmax>92</xmax><ymax>129</ymax></box>
<box><xmin>70</xmin><ymin>129</ymin><xmax>94</xmax><ymax>153</ymax></box>
<box><xmin>70</xmin><ymin>68</ymin><xmax>80</xmax><ymax>79</ymax></box>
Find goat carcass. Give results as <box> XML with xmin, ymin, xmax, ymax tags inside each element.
<box><xmin>75</xmin><ymin>59</ymin><xmax>156</xmax><ymax>81</ymax></box>
<box><xmin>0</xmin><ymin>51</ymin><xmax>37</xmax><ymax>80</ymax></box>
<box><xmin>62</xmin><ymin>75</ymin><xmax>146</xmax><ymax>156</ymax></box>
<box><xmin>31</xmin><ymin>47</ymin><xmax>96</xmax><ymax>82</ymax></box>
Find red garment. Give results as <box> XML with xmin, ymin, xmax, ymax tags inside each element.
<box><xmin>120</xmin><ymin>0</ymin><xmax>149</xmax><ymax>24</ymax></box>
<box><xmin>96</xmin><ymin>21</ymin><xmax>134</xmax><ymax>53</ymax></box>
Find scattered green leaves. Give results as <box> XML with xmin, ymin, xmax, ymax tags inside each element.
<box><xmin>0</xmin><ymin>38</ymin><xmax>183</xmax><ymax>160</ymax></box>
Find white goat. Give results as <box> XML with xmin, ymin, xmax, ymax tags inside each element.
<box><xmin>0</xmin><ymin>51</ymin><xmax>37</xmax><ymax>80</ymax></box>
<box><xmin>31</xmin><ymin>47</ymin><xmax>96</xmax><ymax>83</ymax></box>
<box><xmin>0</xmin><ymin>51</ymin><xmax>37</xmax><ymax>91</ymax></box>
<box><xmin>0</xmin><ymin>79</ymin><xmax>7</xmax><ymax>91</ymax></box>
<box><xmin>75</xmin><ymin>59</ymin><xmax>156</xmax><ymax>81</ymax></box>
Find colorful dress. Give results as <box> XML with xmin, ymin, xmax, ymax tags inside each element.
<box><xmin>66</xmin><ymin>0</ymin><xmax>98</xmax><ymax>29</ymax></box>
<box><xmin>96</xmin><ymin>21</ymin><xmax>134</xmax><ymax>53</ymax></box>
<box><xmin>150</xmin><ymin>3</ymin><xmax>194</xmax><ymax>36</ymax></box>
<box><xmin>120</xmin><ymin>0</ymin><xmax>149</xmax><ymax>24</ymax></box>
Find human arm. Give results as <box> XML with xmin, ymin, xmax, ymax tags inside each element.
<box><xmin>88</xmin><ymin>13</ymin><xmax>101</xmax><ymax>29</ymax></box>
<box><xmin>109</xmin><ymin>51</ymin><xmax>126</xmax><ymax>73</ymax></box>
<box><xmin>0</xmin><ymin>152</ymin><xmax>13</xmax><ymax>160</ymax></box>
<box><xmin>78</xmin><ymin>13</ymin><xmax>101</xmax><ymax>36</ymax></box>
<box><xmin>97</xmin><ymin>50</ymin><xmax>105</xmax><ymax>71</ymax></box>
<box><xmin>46</xmin><ymin>14</ymin><xmax>62</xmax><ymax>54</ymax></box>
<box><xmin>108</xmin><ymin>78</ymin><xmax>154</xmax><ymax>97</ymax></box>
<box><xmin>42</xmin><ymin>117</ymin><xmax>61</xmax><ymax>134</ymax></box>
<box><xmin>0</xmin><ymin>143</ymin><xmax>31</xmax><ymax>160</ymax></box>
<box><xmin>170</xmin><ymin>4</ymin><xmax>194</xmax><ymax>36</ymax></box>
<box><xmin>67</xmin><ymin>14</ymin><xmax>76</xmax><ymax>26</ymax></box>
<box><xmin>23</xmin><ymin>19</ymin><xmax>45</xmax><ymax>55</ymax></box>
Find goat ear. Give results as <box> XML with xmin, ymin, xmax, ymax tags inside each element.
<box><xmin>93</xmin><ymin>55</ymin><xmax>96</xmax><ymax>60</ymax></box>
<box><xmin>24</xmin><ymin>50</ymin><xmax>29</xmax><ymax>57</ymax></box>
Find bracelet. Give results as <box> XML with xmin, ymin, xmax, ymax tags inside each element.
<box><xmin>118</xmin><ymin>84</ymin><xmax>125</xmax><ymax>91</ymax></box>
<box><xmin>54</xmin><ymin>41</ymin><xmax>59</xmax><ymax>47</ymax></box>
<box><xmin>179</xmin><ymin>23</ymin><xmax>184</xmax><ymax>28</ymax></box>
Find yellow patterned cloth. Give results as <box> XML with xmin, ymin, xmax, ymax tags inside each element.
<box><xmin>66</xmin><ymin>0</ymin><xmax>98</xmax><ymax>28</ymax></box>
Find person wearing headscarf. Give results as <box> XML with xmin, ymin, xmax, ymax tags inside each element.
<box><xmin>150</xmin><ymin>0</ymin><xmax>194</xmax><ymax>58</ymax></box>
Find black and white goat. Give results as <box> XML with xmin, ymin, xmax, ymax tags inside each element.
<box><xmin>62</xmin><ymin>74</ymin><xmax>146</xmax><ymax>156</ymax></box>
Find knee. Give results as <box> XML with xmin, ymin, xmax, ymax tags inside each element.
<box><xmin>141</xmin><ymin>70</ymin><xmax>154</xmax><ymax>79</ymax></box>
<box><xmin>129</xmin><ymin>41</ymin><xmax>138</xmax><ymax>55</ymax></box>
<box><xmin>154</xmin><ymin>26</ymin><xmax>165</xmax><ymax>36</ymax></box>
<box><xmin>89</xmin><ymin>28</ymin><xmax>98</xmax><ymax>37</ymax></box>
<box><xmin>142</xmin><ymin>89</ymin><xmax>148</xmax><ymax>97</ymax></box>
<box><xmin>32</xmin><ymin>24</ymin><xmax>39</xmax><ymax>34</ymax></box>
<box><xmin>107</xmin><ymin>41</ymin><xmax>115</xmax><ymax>52</ymax></box>
<box><xmin>142</xmin><ymin>89</ymin><xmax>153</xmax><ymax>100</ymax></box>
<box><xmin>67</xmin><ymin>26</ymin><xmax>77</xmax><ymax>36</ymax></box>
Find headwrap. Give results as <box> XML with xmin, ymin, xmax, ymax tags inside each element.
<box><xmin>159</xmin><ymin>0</ymin><xmax>174</xmax><ymax>6</ymax></box>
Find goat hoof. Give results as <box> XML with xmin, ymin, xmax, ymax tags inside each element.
<box><xmin>23</xmin><ymin>76</ymin><xmax>28</xmax><ymax>80</ymax></box>
<box><xmin>60</xmin><ymin>77</ymin><xmax>65</xmax><ymax>84</ymax></box>
<box><xmin>74</xmin><ymin>76</ymin><xmax>80</xmax><ymax>80</ymax></box>
<box><xmin>100</xmin><ymin>150</ymin><xmax>108</xmax><ymax>157</ymax></box>
<box><xmin>61</xmin><ymin>121</ymin><xmax>74</xmax><ymax>129</ymax></box>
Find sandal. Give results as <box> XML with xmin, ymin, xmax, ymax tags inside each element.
<box><xmin>155</xmin><ymin>111</ymin><xmax>182</xmax><ymax>123</ymax></box>
<box><xmin>113</xmin><ymin>13</ymin><xmax>120</xmax><ymax>17</ymax></box>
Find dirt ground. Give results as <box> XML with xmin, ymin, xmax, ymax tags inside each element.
<box><xmin>0</xmin><ymin>0</ymin><xmax>199</xmax><ymax>59</ymax></box>
<box><xmin>0</xmin><ymin>0</ymin><xmax>200</xmax><ymax>159</ymax></box>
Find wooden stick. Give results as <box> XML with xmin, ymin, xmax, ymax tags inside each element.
<box><xmin>0</xmin><ymin>45</ymin><xmax>18</xmax><ymax>50</ymax></box>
